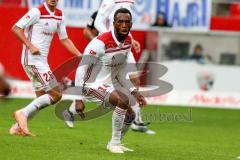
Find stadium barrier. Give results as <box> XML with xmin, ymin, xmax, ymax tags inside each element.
<box><xmin>146</xmin><ymin>61</ymin><xmax>240</xmax><ymax>109</ymax></box>
<box><xmin>8</xmin><ymin>60</ymin><xmax>240</xmax><ymax>109</ymax></box>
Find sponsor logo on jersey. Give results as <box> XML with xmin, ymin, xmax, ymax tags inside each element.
<box><xmin>41</xmin><ymin>31</ymin><xmax>54</xmax><ymax>36</ymax></box>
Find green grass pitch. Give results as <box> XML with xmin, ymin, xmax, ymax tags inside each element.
<box><xmin>0</xmin><ymin>98</ymin><xmax>240</xmax><ymax>160</ymax></box>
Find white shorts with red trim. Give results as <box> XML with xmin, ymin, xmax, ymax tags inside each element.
<box><xmin>82</xmin><ymin>83</ymin><xmax>135</xmax><ymax>108</ymax></box>
<box><xmin>23</xmin><ymin>64</ymin><xmax>58</xmax><ymax>92</ymax></box>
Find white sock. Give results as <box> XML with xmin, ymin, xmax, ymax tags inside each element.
<box><xmin>121</xmin><ymin>123</ymin><xmax>131</xmax><ymax>140</ymax></box>
<box><xmin>20</xmin><ymin>94</ymin><xmax>52</xmax><ymax>118</ymax></box>
<box><xmin>68</xmin><ymin>101</ymin><xmax>77</xmax><ymax>114</ymax></box>
<box><xmin>121</xmin><ymin>111</ymin><xmax>135</xmax><ymax>140</ymax></box>
<box><xmin>132</xmin><ymin>104</ymin><xmax>143</xmax><ymax>123</ymax></box>
<box><xmin>110</xmin><ymin>107</ymin><xmax>127</xmax><ymax>145</ymax></box>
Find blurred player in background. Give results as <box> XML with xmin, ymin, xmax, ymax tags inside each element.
<box><xmin>83</xmin><ymin>11</ymin><xmax>99</xmax><ymax>40</ymax></box>
<box><xmin>63</xmin><ymin>0</ymin><xmax>155</xmax><ymax>134</ymax></box>
<box><xmin>76</xmin><ymin>8</ymin><xmax>147</xmax><ymax>153</ymax></box>
<box><xmin>0</xmin><ymin>62</ymin><xmax>11</xmax><ymax>98</ymax></box>
<box><xmin>9</xmin><ymin>0</ymin><xmax>82</xmax><ymax>136</ymax></box>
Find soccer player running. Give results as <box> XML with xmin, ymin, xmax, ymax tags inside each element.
<box><xmin>9</xmin><ymin>0</ymin><xmax>82</xmax><ymax>136</ymax></box>
<box><xmin>75</xmin><ymin>8</ymin><xmax>147</xmax><ymax>153</ymax></box>
<box><xmin>83</xmin><ymin>11</ymin><xmax>99</xmax><ymax>41</ymax></box>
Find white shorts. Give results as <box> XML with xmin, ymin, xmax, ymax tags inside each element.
<box><xmin>83</xmin><ymin>82</ymin><xmax>135</xmax><ymax>108</ymax></box>
<box><xmin>23</xmin><ymin>64</ymin><xmax>58</xmax><ymax>92</ymax></box>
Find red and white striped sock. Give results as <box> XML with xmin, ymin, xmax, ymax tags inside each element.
<box><xmin>110</xmin><ymin>107</ymin><xmax>127</xmax><ymax>145</ymax></box>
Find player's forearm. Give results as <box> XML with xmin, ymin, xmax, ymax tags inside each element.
<box><xmin>130</xmin><ymin>74</ymin><xmax>140</xmax><ymax>88</ymax></box>
<box><xmin>12</xmin><ymin>25</ymin><xmax>33</xmax><ymax>48</ymax></box>
<box><xmin>117</xmin><ymin>71</ymin><xmax>137</xmax><ymax>93</ymax></box>
<box><xmin>60</xmin><ymin>38</ymin><xmax>81</xmax><ymax>57</ymax></box>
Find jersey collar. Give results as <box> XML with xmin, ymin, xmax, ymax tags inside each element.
<box><xmin>44</xmin><ymin>2</ymin><xmax>55</xmax><ymax>15</ymax></box>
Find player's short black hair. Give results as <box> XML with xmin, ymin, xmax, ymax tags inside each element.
<box><xmin>114</xmin><ymin>8</ymin><xmax>132</xmax><ymax>21</ymax></box>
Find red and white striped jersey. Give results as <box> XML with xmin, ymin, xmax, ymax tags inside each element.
<box><xmin>15</xmin><ymin>2</ymin><xmax>68</xmax><ymax>65</ymax></box>
<box><xmin>95</xmin><ymin>0</ymin><xmax>135</xmax><ymax>33</ymax></box>
<box><xmin>76</xmin><ymin>30</ymin><xmax>136</xmax><ymax>92</ymax></box>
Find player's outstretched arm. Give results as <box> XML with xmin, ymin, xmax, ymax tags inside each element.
<box><xmin>12</xmin><ymin>25</ymin><xmax>40</xmax><ymax>55</ymax></box>
<box><xmin>60</xmin><ymin>38</ymin><xmax>82</xmax><ymax>58</ymax></box>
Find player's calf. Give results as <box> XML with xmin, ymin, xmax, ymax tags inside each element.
<box><xmin>48</xmin><ymin>87</ymin><xmax>62</xmax><ymax>104</ymax></box>
<box><xmin>121</xmin><ymin>109</ymin><xmax>135</xmax><ymax>140</ymax></box>
<box><xmin>50</xmin><ymin>93</ymin><xmax>62</xmax><ymax>104</ymax></box>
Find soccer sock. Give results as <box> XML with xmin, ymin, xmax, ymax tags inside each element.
<box><xmin>20</xmin><ymin>94</ymin><xmax>52</xmax><ymax>119</ymax></box>
<box><xmin>68</xmin><ymin>101</ymin><xmax>77</xmax><ymax>115</ymax></box>
<box><xmin>121</xmin><ymin>123</ymin><xmax>130</xmax><ymax>140</ymax></box>
<box><xmin>138</xmin><ymin>109</ymin><xmax>144</xmax><ymax>124</ymax></box>
<box><xmin>121</xmin><ymin>112</ymin><xmax>135</xmax><ymax>140</ymax></box>
<box><xmin>110</xmin><ymin>107</ymin><xmax>127</xmax><ymax>145</ymax></box>
<box><xmin>132</xmin><ymin>104</ymin><xmax>143</xmax><ymax>124</ymax></box>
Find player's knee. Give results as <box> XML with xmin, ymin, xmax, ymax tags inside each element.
<box><xmin>75</xmin><ymin>100</ymin><xmax>85</xmax><ymax>113</ymax></box>
<box><xmin>124</xmin><ymin>112</ymin><xmax>136</xmax><ymax>124</ymax></box>
<box><xmin>118</xmin><ymin>98</ymin><xmax>130</xmax><ymax>109</ymax></box>
<box><xmin>50</xmin><ymin>92</ymin><xmax>62</xmax><ymax>104</ymax></box>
